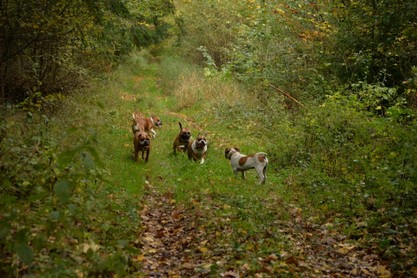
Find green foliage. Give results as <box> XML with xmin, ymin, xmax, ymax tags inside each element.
<box><xmin>265</xmin><ymin>94</ymin><xmax>417</xmax><ymax>274</ymax></box>
<box><xmin>0</xmin><ymin>92</ymin><xmax>140</xmax><ymax>276</ymax></box>
<box><xmin>173</xmin><ymin>0</ymin><xmax>250</xmax><ymax>65</ymax></box>
<box><xmin>346</xmin><ymin>82</ymin><xmax>415</xmax><ymax>122</ymax></box>
<box><xmin>0</xmin><ymin>0</ymin><xmax>175</xmax><ymax>104</ymax></box>
<box><xmin>174</xmin><ymin>0</ymin><xmax>417</xmax><ymax>111</ymax></box>
<box><xmin>326</xmin><ymin>0</ymin><xmax>417</xmax><ymax>87</ymax></box>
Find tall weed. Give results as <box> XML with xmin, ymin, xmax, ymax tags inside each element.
<box><xmin>158</xmin><ymin>55</ymin><xmax>248</xmax><ymax>112</ymax></box>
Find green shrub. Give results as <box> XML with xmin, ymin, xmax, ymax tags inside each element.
<box><xmin>265</xmin><ymin>94</ymin><xmax>417</xmax><ymax>273</ymax></box>
<box><xmin>0</xmin><ymin>97</ymin><xmax>140</xmax><ymax>276</ymax></box>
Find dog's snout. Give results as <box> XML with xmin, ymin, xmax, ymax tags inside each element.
<box><xmin>198</xmin><ymin>139</ymin><xmax>206</xmax><ymax>145</ymax></box>
<box><xmin>181</xmin><ymin>132</ymin><xmax>191</xmax><ymax>139</ymax></box>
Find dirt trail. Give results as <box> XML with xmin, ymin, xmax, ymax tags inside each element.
<box><xmin>138</xmin><ymin>182</ymin><xmax>206</xmax><ymax>277</ymax></box>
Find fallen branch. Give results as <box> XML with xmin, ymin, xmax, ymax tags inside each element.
<box><xmin>269</xmin><ymin>84</ymin><xmax>305</xmax><ymax>108</ymax></box>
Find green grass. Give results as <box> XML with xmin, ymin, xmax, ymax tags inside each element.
<box><xmin>96</xmin><ymin>51</ymin><xmax>286</xmax><ymax>202</ymax></box>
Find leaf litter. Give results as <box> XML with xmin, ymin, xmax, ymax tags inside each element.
<box><xmin>138</xmin><ymin>181</ymin><xmax>213</xmax><ymax>277</ymax></box>
<box><xmin>137</xmin><ymin>180</ymin><xmax>391</xmax><ymax>277</ymax></box>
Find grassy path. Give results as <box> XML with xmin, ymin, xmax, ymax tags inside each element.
<box><xmin>99</xmin><ymin>54</ymin><xmax>389</xmax><ymax>277</ymax></box>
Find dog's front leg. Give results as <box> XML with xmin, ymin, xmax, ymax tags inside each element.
<box><xmin>200</xmin><ymin>153</ymin><xmax>207</xmax><ymax>164</ymax></box>
<box><xmin>144</xmin><ymin>150</ymin><xmax>149</xmax><ymax>162</ymax></box>
<box><xmin>150</xmin><ymin>129</ymin><xmax>156</xmax><ymax>138</ymax></box>
<box><xmin>241</xmin><ymin>171</ymin><xmax>246</xmax><ymax>180</ymax></box>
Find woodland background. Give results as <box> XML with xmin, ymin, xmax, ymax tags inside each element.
<box><xmin>1</xmin><ymin>0</ymin><xmax>416</xmax><ymax>276</ymax></box>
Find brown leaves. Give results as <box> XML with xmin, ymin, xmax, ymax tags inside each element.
<box><xmin>138</xmin><ymin>183</ymin><xmax>211</xmax><ymax>276</ymax></box>
<box><xmin>277</xmin><ymin>205</ymin><xmax>391</xmax><ymax>277</ymax></box>
<box><xmin>137</xmin><ymin>182</ymin><xmax>390</xmax><ymax>277</ymax></box>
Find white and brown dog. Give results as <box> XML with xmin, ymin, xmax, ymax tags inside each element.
<box><xmin>173</xmin><ymin>122</ymin><xmax>191</xmax><ymax>154</ymax></box>
<box><xmin>187</xmin><ymin>133</ymin><xmax>208</xmax><ymax>164</ymax></box>
<box><xmin>132</xmin><ymin>112</ymin><xmax>162</xmax><ymax>138</ymax></box>
<box><xmin>133</xmin><ymin>129</ymin><xmax>151</xmax><ymax>162</ymax></box>
<box><xmin>225</xmin><ymin>147</ymin><xmax>268</xmax><ymax>184</ymax></box>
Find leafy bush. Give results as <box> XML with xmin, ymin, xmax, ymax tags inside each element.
<box><xmin>326</xmin><ymin>0</ymin><xmax>417</xmax><ymax>87</ymax></box>
<box><xmin>173</xmin><ymin>0</ymin><xmax>252</xmax><ymax>66</ymax></box>
<box><xmin>266</xmin><ymin>94</ymin><xmax>417</xmax><ymax>274</ymax></box>
<box><xmin>0</xmin><ymin>100</ymin><xmax>140</xmax><ymax>276</ymax></box>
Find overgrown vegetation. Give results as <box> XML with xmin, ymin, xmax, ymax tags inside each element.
<box><xmin>0</xmin><ymin>0</ymin><xmax>174</xmax><ymax>103</ymax></box>
<box><xmin>1</xmin><ymin>0</ymin><xmax>417</xmax><ymax>276</ymax></box>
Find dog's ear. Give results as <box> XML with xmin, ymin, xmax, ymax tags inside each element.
<box><xmin>133</xmin><ymin>122</ymin><xmax>138</xmax><ymax>131</ymax></box>
<box><xmin>225</xmin><ymin>148</ymin><xmax>231</xmax><ymax>158</ymax></box>
<box><xmin>132</xmin><ymin>113</ymin><xmax>136</xmax><ymax>120</ymax></box>
<box><xmin>179</xmin><ymin>122</ymin><xmax>183</xmax><ymax>130</ymax></box>
<box><xmin>234</xmin><ymin>147</ymin><xmax>241</xmax><ymax>152</ymax></box>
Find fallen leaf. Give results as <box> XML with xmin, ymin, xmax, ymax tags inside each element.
<box><xmin>199</xmin><ymin>246</ymin><xmax>209</xmax><ymax>253</ymax></box>
<box><xmin>147</xmin><ymin>248</ymin><xmax>158</xmax><ymax>254</ymax></box>
<box><xmin>221</xmin><ymin>270</ymin><xmax>240</xmax><ymax>277</ymax></box>
<box><xmin>374</xmin><ymin>265</ymin><xmax>391</xmax><ymax>278</ymax></box>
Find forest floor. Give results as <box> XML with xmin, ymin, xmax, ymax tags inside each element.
<box><xmin>138</xmin><ymin>184</ymin><xmax>389</xmax><ymax>277</ymax></box>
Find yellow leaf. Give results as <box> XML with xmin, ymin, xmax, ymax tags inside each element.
<box><xmin>143</xmin><ymin>236</ymin><xmax>154</xmax><ymax>243</ymax></box>
<box><xmin>374</xmin><ymin>265</ymin><xmax>391</xmax><ymax>278</ymax></box>
<box><xmin>136</xmin><ymin>254</ymin><xmax>145</xmax><ymax>262</ymax></box>
<box><xmin>199</xmin><ymin>247</ymin><xmax>209</xmax><ymax>253</ymax></box>
<box><xmin>245</xmin><ymin>244</ymin><xmax>254</xmax><ymax>251</ymax></box>
<box><xmin>336</xmin><ymin>243</ymin><xmax>355</xmax><ymax>254</ymax></box>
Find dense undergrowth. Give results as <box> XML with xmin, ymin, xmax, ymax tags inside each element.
<box><xmin>0</xmin><ymin>69</ymin><xmax>143</xmax><ymax>275</ymax></box>
<box><xmin>267</xmin><ymin>97</ymin><xmax>417</xmax><ymax>273</ymax></box>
